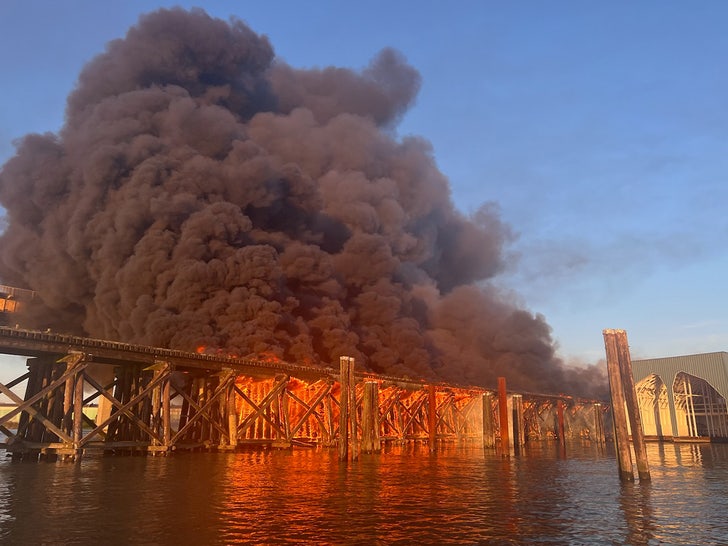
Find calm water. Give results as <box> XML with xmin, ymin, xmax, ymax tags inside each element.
<box><xmin>0</xmin><ymin>441</ymin><xmax>727</xmax><ymax>545</ymax></box>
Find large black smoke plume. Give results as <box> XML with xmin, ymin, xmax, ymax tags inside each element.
<box><xmin>0</xmin><ymin>8</ymin><xmax>606</xmax><ymax>397</ymax></box>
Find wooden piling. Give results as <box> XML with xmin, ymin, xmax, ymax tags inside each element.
<box><xmin>227</xmin><ymin>380</ymin><xmax>238</xmax><ymax>449</ymax></box>
<box><xmin>271</xmin><ymin>395</ymin><xmax>280</xmax><ymax>441</ymax></box>
<box><xmin>482</xmin><ymin>392</ymin><xmax>495</xmax><ymax>448</ymax></box>
<box><xmin>63</xmin><ymin>367</ymin><xmax>74</xmax><ymax>435</ymax></box>
<box><xmin>338</xmin><ymin>356</ymin><xmax>350</xmax><ymax>461</ymax></box>
<box><xmin>498</xmin><ymin>377</ymin><xmax>509</xmax><ymax>455</ymax></box>
<box><xmin>556</xmin><ymin>400</ymin><xmax>566</xmax><ymax>445</ymax></box>
<box><xmin>603</xmin><ymin>329</ymin><xmax>635</xmax><ymax>482</ymax></box>
<box><xmin>593</xmin><ymin>403</ymin><xmax>606</xmax><ymax>444</ymax></box>
<box><xmin>17</xmin><ymin>358</ymin><xmax>39</xmax><ymax>458</ymax></box>
<box><xmin>615</xmin><ymin>329</ymin><xmax>651</xmax><ymax>482</ymax></box>
<box><xmin>162</xmin><ymin>372</ymin><xmax>171</xmax><ymax>450</ymax></box>
<box><xmin>324</xmin><ymin>394</ymin><xmax>335</xmax><ymax>446</ymax></box>
<box><xmin>72</xmin><ymin>367</ymin><xmax>84</xmax><ymax>460</ymax></box>
<box><xmin>94</xmin><ymin>366</ymin><xmax>115</xmax><ymax>431</ymax></box>
<box><xmin>280</xmin><ymin>388</ymin><xmax>290</xmax><ymax>442</ymax></box>
<box><xmin>513</xmin><ymin>394</ymin><xmax>525</xmax><ymax>449</ymax></box>
<box><xmin>361</xmin><ymin>381</ymin><xmax>381</xmax><ymax>453</ymax></box>
<box><xmin>348</xmin><ymin>358</ymin><xmax>359</xmax><ymax>460</ymax></box>
<box><xmin>151</xmin><ymin>370</ymin><xmax>162</xmax><ymax>450</ymax></box>
<box><xmin>44</xmin><ymin>364</ymin><xmax>65</xmax><ymax>460</ymax></box>
<box><xmin>428</xmin><ymin>384</ymin><xmax>437</xmax><ymax>452</ymax></box>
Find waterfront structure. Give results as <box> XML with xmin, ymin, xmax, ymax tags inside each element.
<box><xmin>0</xmin><ymin>285</ymin><xmax>34</xmax><ymax>326</ymax></box>
<box><xmin>0</xmin><ymin>326</ymin><xmax>605</xmax><ymax>461</ymax></box>
<box><xmin>632</xmin><ymin>352</ymin><xmax>728</xmax><ymax>441</ymax></box>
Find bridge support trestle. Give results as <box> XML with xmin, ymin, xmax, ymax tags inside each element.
<box><xmin>0</xmin><ymin>334</ymin><xmax>607</xmax><ymax>461</ymax></box>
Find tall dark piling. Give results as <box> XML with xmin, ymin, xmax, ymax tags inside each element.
<box><xmin>482</xmin><ymin>392</ymin><xmax>495</xmax><ymax>448</ymax></box>
<box><xmin>498</xmin><ymin>377</ymin><xmax>509</xmax><ymax>455</ymax></box>
<box><xmin>338</xmin><ymin>356</ymin><xmax>350</xmax><ymax>461</ymax></box>
<box><xmin>603</xmin><ymin>329</ymin><xmax>635</xmax><ymax>482</ymax></box>
<box><xmin>556</xmin><ymin>399</ymin><xmax>566</xmax><ymax>446</ymax></box>
<box><xmin>227</xmin><ymin>378</ymin><xmax>238</xmax><ymax>450</ymax></box>
<box><xmin>615</xmin><ymin>329</ymin><xmax>651</xmax><ymax>481</ymax></box>
<box><xmin>162</xmin><ymin>373</ymin><xmax>171</xmax><ymax>450</ymax></box>
<box><xmin>593</xmin><ymin>403</ymin><xmax>606</xmax><ymax>444</ymax></box>
<box><xmin>72</xmin><ymin>368</ymin><xmax>84</xmax><ymax>459</ymax></box>
<box><xmin>428</xmin><ymin>384</ymin><xmax>437</xmax><ymax>452</ymax></box>
<box><xmin>348</xmin><ymin>358</ymin><xmax>359</xmax><ymax>460</ymax></box>
<box><xmin>361</xmin><ymin>381</ymin><xmax>380</xmax><ymax>453</ymax></box>
<box><xmin>512</xmin><ymin>394</ymin><xmax>525</xmax><ymax>450</ymax></box>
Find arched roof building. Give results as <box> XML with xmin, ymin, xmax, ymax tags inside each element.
<box><xmin>632</xmin><ymin>352</ymin><xmax>728</xmax><ymax>440</ymax></box>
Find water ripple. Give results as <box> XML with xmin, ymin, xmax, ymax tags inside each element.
<box><xmin>0</xmin><ymin>442</ymin><xmax>727</xmax><ymax>544</ymax></box>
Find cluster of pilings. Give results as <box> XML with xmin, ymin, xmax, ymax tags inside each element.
<box><xmin>336</xmin><ymin>357</ymin><xmax>608</xmax><ymax>461</ymax></box>
<box><xmin>603</xmin><ymin>329</ymin><xmax>651</xmax><ymax>482</ymax></box>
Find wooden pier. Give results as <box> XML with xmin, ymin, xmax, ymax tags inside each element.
<box><xmin>0</xmin><ymin>327</ymin><xmax>606</xmax><ymax>461</ymax></box>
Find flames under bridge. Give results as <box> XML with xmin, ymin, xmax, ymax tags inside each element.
<box><xmin>0</xmin><ymin>327</ymin><xmax>606</xmax><ymax>461</ymax></box>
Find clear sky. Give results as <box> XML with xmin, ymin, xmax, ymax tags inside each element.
<box><xmin>1</xmin><ymin>0</ymin><xmax>727</xmax><ymax>370</ymax></box>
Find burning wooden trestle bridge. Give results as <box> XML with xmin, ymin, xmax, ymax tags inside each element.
<box><xmin>0</xmin><ymin>327</ymin><xmax>606</xmax><ymax>461</ymax></box>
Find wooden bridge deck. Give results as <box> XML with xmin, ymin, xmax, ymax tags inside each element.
<box><xmin>0</xmin><ymin>326</ymin><xmax>606</xmax><ymax>461</ymax></box>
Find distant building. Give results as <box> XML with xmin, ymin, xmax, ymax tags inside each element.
<box><xmin>0</xmin><ymin>285</ymin><xmax>35</xmax><ymax>327</ymax></box>
<box><xmin>632</xmin><ymin>352</ymin><xmax>728</xmax><ymax>441</ymax></box>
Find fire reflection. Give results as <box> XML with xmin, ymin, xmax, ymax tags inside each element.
<box><xmin>5</xmin><ymin>442</ymin><xmax>728</xmax><ymax>544</ymax></box>
<box><xmin>494</xmin><ymin>456</ymin><xmax>519</xmax><ymax>538</ymax></box>
<box><xmin>218</xmin><ymin>449</ymin><xmax>343</xmax><ymax>544</ymax></box>
<box><xmin>618</xmin><ymin>482</ymin><xmax>656</xmax><ymax>545</ymax></box>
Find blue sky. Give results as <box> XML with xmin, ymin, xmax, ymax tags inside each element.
<box><xmin>1</xmin><ymin>0</ymin><xmax>727</xmax><ymax>368</ymax></box>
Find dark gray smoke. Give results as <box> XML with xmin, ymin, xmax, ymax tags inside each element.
<box><xmin>0</xmin><ymin>8</ymin><xmax>606</xmax><ymax>397</ymax></box>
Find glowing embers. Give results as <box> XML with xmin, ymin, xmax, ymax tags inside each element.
<box><xmin>256</xmin><ymin>351</ymin><xmax>285</xmax><ymax>365</ymax></box>
<box><xmin>233</xmin><ymin>376</ymin><xmax>335</xmax><ymax>446</ymax></box>
<box><xmin>376</xmin><ymin>385</ymin><xmax>481</xmax><ymax>443</ymax></box>
<box><xmin>228</xmin><ymin>376</ymin><xmax>486</xmax><ymax>448</ymax></box>
<box><xmin>0</xmin><ymin>296</ymin><xmax>18</xmax><ymax>313</ymax></box>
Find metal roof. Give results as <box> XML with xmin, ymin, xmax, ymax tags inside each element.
<box><xmin>632</xmin><ymin>352</ymin><xmax>728</xmax><ymax>401</ymax></box>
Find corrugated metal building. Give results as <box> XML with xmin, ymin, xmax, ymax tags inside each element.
<box><xmin>632</xmin><ymin>352</ymin><xmax>728</xmax><ymax>440</ymax></box>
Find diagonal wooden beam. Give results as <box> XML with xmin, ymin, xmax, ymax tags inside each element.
<box><xmin>378</xmin><ymin>389</ymin><xmax>404</xmax><ymax>436</ymax></box>
<box><xmin>182</xmin><ymin>372</ymin><xmax>236</xmax><ymax>433</ymax></box>
<box><xmin>0</xmin><ymin>381</ymin><xmax>73</xmax><ymax>443</ymax></box>
<box><xmin>0</xmin><ymin>365</ymin><xmax>86</xmax><ymax>429</ymax></box>
<box><xmin>237</xmin><ymin>388</ymin><xmax>286</xmax><ymax>437</ymax></box>
<box><xmin>380</xmin><ymin>408</ymin><xmax>401</xmax><ymax>437</ymax></box>
<box><xmin>401</xmin><ymin>391</ymin><xmax>428</xmax><ymax>434</ymax></box>
<box><xmin>81</xmin><ymin>371</ymin><xmax>167</xmax><ymax>445</ymax></box>
<box><xmin>236</xmin><ymin>376</ymin><xmax>289</xmax><ymax>437</ymax></box>
<box><xmin>454</xmin><ymin>397</ymin><xmax>478</xmax><ymax>434</ymax></box>
<box><xmin>81</xmin><ymin>375</ymin><xmax>163</xmax><ymax>446</ymax></box>
<box><xmin>436</xmin><ymin>398</ymin><xmax>457</xmax><ymax>434</ymax></box>
<box><xmin>0</xmin><ymin>424</ymin><xmax>15</xmax><ymax>440</ymax></box>
<box><xmin>5</xmin><ymin>372</ymin><xmax>30</xmax><ymax>390</ymax></box>
<box><xmin>379</xmin><ymin>389</ymin><xmax>401</xmax><ymax>417</ymax></box>
<box><xmin>288</xmin><ymin>383</ymin><xmax>332</xmax><ymax>438</ymax></box>
<box><xmin>81</xmin><ymin>412</ymin><xmax>107</xmax><ymax>440</ymax></box>
<box><xmin>300</xmin><ymin>387</ymin><xmax>330</xmax><ymax>434</ymax></box>
<box><xmin>0</xmin><ymin>361</ymin><xmax>87</xmax><ymax>434</ymax></box>
<box><xmin>171</xmin><ymin>373</ymin><xmax>235</xmax><ymax>443</ymax></box>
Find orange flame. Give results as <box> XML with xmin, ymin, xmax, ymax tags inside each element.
<box><xmin>257</xmin><ymin>351</ymin><xmax>283</xmax><ymax>364</ymax></box>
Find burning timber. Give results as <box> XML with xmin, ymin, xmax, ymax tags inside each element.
<box><xmin>0</xmin><ymin>327</ymin><xmax>606</xmax><ymax>462</ymax></box>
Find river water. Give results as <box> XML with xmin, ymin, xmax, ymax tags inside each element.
<box><xmin>0</xmin><ymin>441</ymin><xmax>726</xmax><ymax>545</ymax></box>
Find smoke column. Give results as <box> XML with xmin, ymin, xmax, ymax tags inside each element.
<box><xmin>0</xmin><ymin>8</ymin><xmax>605</xmax><ymax>397</ymax></box>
